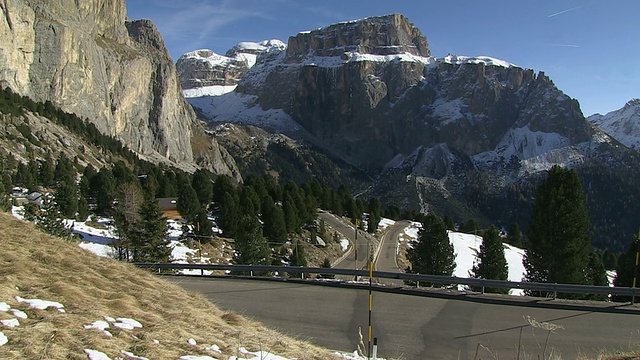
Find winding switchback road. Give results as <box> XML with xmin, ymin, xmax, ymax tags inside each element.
<box><xmin>374</xmin><ymin>220</ymin><xmax>410</xmax><ymax>286</ymax></box>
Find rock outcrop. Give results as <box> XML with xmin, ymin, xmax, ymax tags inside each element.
<box><xmin>285</xmin><ymin>13</ymin><xmax>430</xmax><ymax>62</ymax></box>
<box><xmin>588</xmin><ymin>99</ymin><xmax>640</xmax><ymax>150</ymax></box>
<box><xmin>0</xmin><ymin>0</ymin><xmax>237</xmax><ymax>177</ymax></box>
<box><xmin>177</xmin><ymin>40</ymin><xmax>286</xmax><ymax>92</ymax></box>
<box><xmin>235</xmin><ymin>14</ymin><xmax>593</xmax><ymax>172</ymax></box>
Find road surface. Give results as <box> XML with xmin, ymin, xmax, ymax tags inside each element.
<box><xmin>173</xmin><ymin>277</ymin><xmax>640</xmax><ymax>360</ymax></box>
<box><xmin>374</xmin><ymin>220</ymin><xmax>410</xmax><ymax>286</ymax></box>
<box><xmin>318</xmin><ymin>212</ymin><xmax>373</xmax><ymax>272</ymax></box>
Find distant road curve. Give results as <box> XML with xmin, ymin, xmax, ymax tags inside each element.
<box><xmin>374</xmin><ymin>220</ymin><xmax>410</xmax><ymax>286</ymax></box>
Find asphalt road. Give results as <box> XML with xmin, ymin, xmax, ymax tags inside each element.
<box><xmin>172</xmin><ymin>277</ymin><xmax>640</xmax><ymax>360</ymax></box>
<box><xmin>318</xmin><ymin>212</ymin><xmax>373</xmax><ymax>272</ymax></box>
<box><xmin>374</xmin><ymin>221</ymin><xmax>410</xmax><ymax>286</ymax></box>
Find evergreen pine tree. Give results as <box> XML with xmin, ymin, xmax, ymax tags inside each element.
<box><xmin>506</xmin><ymin>222</ymin><xmax>523</xmax><ymax>248</ymax></box>
<box><xmin>132</xmin><ymin>184</ymin><xmax>170</xmax><ymax>263</ymax></box>
<box><xmin>55</xmin><ymin>179</ymin><xmax>78</xmax><ymax>218</ymax></box>
<box><xmin>366</xmin><ymin>197</ymin><xmax>382</xmax><ymax>233</ymax></box>
<box><xmin>614</xmin><ymin>230</ymin><xmax>640</xmax><ymax>301</ymax></box>
<box><xmin>192</xmin><ymin>169</ymin><xmax>213</xmax><ymax>209</ymax></box>
<box><xmin>219</xmin><ymin>191</ymin><xmax>239</xmax><ymax>237</ymax></box>
<box><xmin>471</xmin><ymin>225</ymin><xmax>509</xmax><ymax>293</ymax></box>
<box><xmin>262</xmin><ymin>198</ymin><xmax>287</xmax><ymax>245</ymax></box>
<box><xmin>319</xmin><ymin>257</ymin><xmax>334</xmax><ymax>279</ymax></box>
<box><xmin>38</xmin><ymin>154</ymin><xmax>56</xmax><ymax>188</ymax></box>
<box><xmin>35</xmin><ymin>195</ymin><xmax>72</xmax><ymax>239</ymax></box>
<box><xmin>283</xmin><ymin>193</ymin><xmax>298</xmax><ymax>233</ymax></box>
<box><xmin>289</xmin><ymin>240</ymin><xmax>308</xmax><ymax>278</ymax></box>
<box><xmin>112</xmin><ymin>181</ymin><xmax>144</xmax><ymax>261</ymax></box>
<box><xmin>193</xmin><ymin>206</ymin><xmax>214</xmax><ymax>242</ymax></box>
<box><xmin>443</xmin><ymin>215</ymin><xmax>456</xmax><ymax>231</ymax></box>
<box><xmin>233</xmin><ymin>214</ymin><xmax>269</xmax><ymax>266</ymax></box>
<box><xmin>603</xmin><ymin>250</ymin><xmax>618</xmax><ymax>270</ymax></box>
<box><xmin>524</xmin><ymin>166</ymin><xmax>596</xmax><ymax>297</ymax></box>
<box><xmin>177</xmin><ymin>182</ymin><xmax>200</xmax><ymax>223</ymax></box>
<box><xmin>91</xmin><ymin>168</ymin><xmax>116</xmax><ymax>213</ymax></box>
<box><xmin>460</xmin><ymin>218</ymin><xmax>480</xmax><ymax>235</ymax></box>
<box><xmin>406</xmin><ymin>214</ymin><xmax>456</xmax><ymax>284</ymax></box>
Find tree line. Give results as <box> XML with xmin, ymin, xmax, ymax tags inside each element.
<box><xmin>406</xmin><ymin>166</ymin><xmax>639</xmax><ymax>300</ymax></box>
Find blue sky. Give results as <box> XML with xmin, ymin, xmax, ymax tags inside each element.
<box><xmin>126</xmin><ymin>1</ymin><xmax>639</xmax><ymax>116</ymax></box>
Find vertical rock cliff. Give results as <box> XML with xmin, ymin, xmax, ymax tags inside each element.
<box><xmin>0</xmin><ymin>0</ymin><xmax>237</xmax><ymax>176</ymax></box>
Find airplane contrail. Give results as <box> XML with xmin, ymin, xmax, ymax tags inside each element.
<box><xmin>549</xmin><ymin>43</ymin><xmax>581</xmax><ymax>48</ymax></box>
<box><xmin>548</xmin><ymin>5</ymin><xmax>583</xmax><ymax>17</ymax></box>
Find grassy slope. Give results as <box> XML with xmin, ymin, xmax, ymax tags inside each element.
<box><xmin>0</xmin><ymin>212</ymin><xmax>340</xmax><ymax>359</ymax></box>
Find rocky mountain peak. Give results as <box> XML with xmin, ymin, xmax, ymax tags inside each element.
<box><xmin>125</xmin><ymin>19</ymin><xmax>167</xmax><ymax>52</ymax></box>
<box><xmin>626</xmin><ymin>98</ymin><xmax>640</xmax><ymax>108</ymax></box>
<box><xmin>285</xmin><ymin>13</ymin><xmax>430</xmax><ymax>63</ymax></box>
<box><xmin>177</xmin><ymin>40</ymin><xmax>286</xmax><ymax>92</ymax></box>
<box><xmin>588</xmin><ymin>98</ymin><xmax>640</xmax><ymax>150</ymax></box>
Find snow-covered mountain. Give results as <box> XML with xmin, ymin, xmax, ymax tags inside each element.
<box><xmin>588</xmin><ymin>99</ymin><xmax>640</xmax><ymax>150</ymax></box>
<box><xmin>179</xmin><ymin>13</ymin><xmax>640</xmax><ymax>253</ymax></box>
<box><xmin>177</xmin><ymin>40</ymin><xmax>285</xmax><ymax>98</ymax></box>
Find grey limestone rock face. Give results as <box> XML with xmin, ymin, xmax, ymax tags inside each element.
<box><xmin>237</xmin><ymin>14</ymin><xmax>592</xmax><ymax>172</ymax></box>
<box><xmin>0</xmin><ymin>0</ymin><xmax>238</xmax><ymax>177</ymax></box>
<box><xmin>176</xmin><ymin>49</ymin><xmax>250</xmax><ymax>90</ymax></box>
<box><xmin>285</xmin><ymin>13</ymin><xmax>430</xmax><ymax>62</ymax></box>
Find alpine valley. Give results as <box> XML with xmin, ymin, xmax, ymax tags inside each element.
<box><xmin>1</xmin><ymin>2</ymin><xmax>639</xmax><ymax>252</ymax></box>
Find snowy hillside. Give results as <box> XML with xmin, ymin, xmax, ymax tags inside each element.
<box><xmin>178</xmin><ymin>40</ymin><xmax>286</xmax><ymax>98</ymax></box>
<box><xmin>400</xmin><ymin>222</ymin><xmax>527</xmax><ymax>295</ymax></box>
<box><xmin>588</xmin><ymin>99</ymin><xmax>640</xmax><ymax>150</ymax></box>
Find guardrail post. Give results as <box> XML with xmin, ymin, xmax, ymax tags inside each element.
<box><xmin>250</xmin><ymin>270</ymin><xmax>253</xmax><ymax>277</ymax></box>
<box><xmin>632</xmin><ymin>287</ymin><xmax>637</xmax><ymax>305</ymax></box>
<box><xmin>553</xmin><ymin>283</ymin><xmax>557</xmax><ymax>300</ymax></box>
<box><xmin>302</xmin><ymin>272</ymin><xmax>305</xmax><ymax>280</ymax></box>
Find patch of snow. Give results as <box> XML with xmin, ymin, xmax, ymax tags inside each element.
<box><xmin>188</xmin><ymin>338</ymin><xmax>197</xmax><ymax>346</ymax></box>
<box><xmin>15</xmin><ymin>296</ymin><xmax>64</xmax><ymax>312</ymax></box>
<box><xmin>0</xmin><ymin>302</ymin><xmax>9</xmax><ymax>312</ymax></box>
<box><xmin>1</xmin><ymin>318</ymin><xmax>19</xmax><ymax>328</ymax></box>
<box><xmin>340</xmin><ymin>238</ymin><xmax>349</xmax><ymax>251</ymax></box>
<box><xmin>84</xmin><ymin>349</ymin><xmax>111</xmax><ymax>360</ymax></box>
<box><xmin>187</xmin><ymin>92</ymin><xmax>302</xmax><ymax>133</ymax></box>
<box><xmin>402</xmin><ymin>224</ymin><xmax>526</xmax><ymax>295</ymax></box>
<box><xmin>473</xmin><ymin>126</ymin><xmax>571</xmax><ymax>167</ymax></box>
<box><xmin>179</xmin><ymin>356</ymin><xmax>218</xmax><ymax>360</ymax></box>
<box><xmin>111</xmin><ymin>318</ymin><xmax>142</xmax><ymax>330</ymax></box>
<box><xmin>440</xmin><ymin>54</ymin><xmax>517</xmax><ymax>68</ymax></box>
<box><xmin>183</xmin><ymin>85</ymin><xmax>237</xmax><ymax>98</ymax></box>
<box><xmin>120</xmin><ymin>350</ymin><xmax>149</xmax><ymax>360</ymax></box>
<box><xmin>0</xmin><ymin>331</ymin><xmax>7</xmax><ymax>346</ymax></box>
<box><xmin>206</xmin><ymin>344</ymin><xmax>222</xmax><ymax>353</ymax></box>
<box><xmin>10</xmin><ymin>309</ymin><xmax>27</xmax><ymax>319</ymax></box>
<box><xmin>378</xmin><ymin>218</ymin><xmax>395</xmax><ymax>231</ymax></box>
<box><xmin>429</xmin><ymin>98</ymin><xmax>466</xmax><ymax>126</ymax></box>
<box><xmin>84</xmin><ymin>320</ymin><xmax>110</xmax><ymax>332</ymax></box>
<box><xmin>79</xmin><ymin>242</ymin><xmax>113</xmax><ymax>257</ymax></box>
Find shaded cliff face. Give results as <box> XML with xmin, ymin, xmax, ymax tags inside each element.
<box><xmin>0</xmin><ymin>0</ymin><xmax>237</xmax><ymax>177</ymax></box>
<box><xmin>237</xmin><ymin>14</ymin><xmax>593</xmax><ymax>172</ymax></box>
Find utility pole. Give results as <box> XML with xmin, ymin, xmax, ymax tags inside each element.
<box><xmin>368</xmin><ymin>247</ymin><xmax>373</xmax><ymax>359</ymax></box>
<box><xmin>354</xmin><ymin>219</ymin><xmax>358</xmax><ymax>280</ymax></box>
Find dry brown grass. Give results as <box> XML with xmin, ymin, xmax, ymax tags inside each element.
<box><xmin>0</xmin><ymin>212</ymin><xmax>341</xmax><ymax>359</ymax></box>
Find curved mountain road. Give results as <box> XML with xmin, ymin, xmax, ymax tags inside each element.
<box><xmin>173</xmin><ymin>277</ymin><xmax>640</xmax><ymax>360</ymax></box>
<box><xmin>374</xmin><ymin>220</ymin><xmax>410</xmax><ymax>286</ymax></box>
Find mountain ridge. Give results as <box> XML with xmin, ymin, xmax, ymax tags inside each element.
<box><xmin>181</xmin><ymin>13</ymin><xmax>640</xmax><ymax>252</ymax></box>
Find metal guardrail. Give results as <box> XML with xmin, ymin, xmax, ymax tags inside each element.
<box><xmin>134</xmin><ymin>263</ymin><xmax>640</xmax><ymax>300</ymax></box>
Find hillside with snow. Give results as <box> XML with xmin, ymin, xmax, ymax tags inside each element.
<box><xmin>588</xmin><ymin>99</ymin><xmax>640</xmax><ymax>150</ymax></box>
<box><xmin>399</xmin><ymin>222</ymin><xmax>527</xmax><ymax>295</ymax></box>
